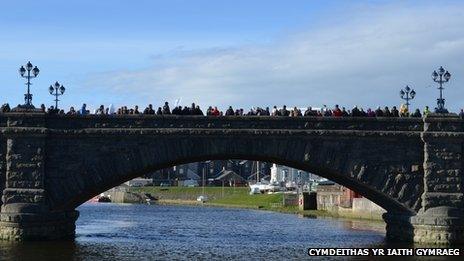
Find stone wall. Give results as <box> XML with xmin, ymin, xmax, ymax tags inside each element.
<box><xmin>410</xmin><ymin>115</ymin><xmax>464</xmax><ymax>244</ymax></box>
<box><xmin>421</xmin><ymin>116</ymin><xmax>464</xmax><ymax>211</ymax></box>
<box><xmin>0</xmin><ymin>115</ymin><xmax>6</xmax><ymax>208</ymax></box>
<box><xmin>0</xmin><ymin>113</ymin><xmax>461</xmax><ymax>243</ymax></box>
<box><xmin>352</xmin><ymin>197</ymin><xmax>386</xmax><ymax>215</ymax></box>
<box><xmin>0</xmin><ymin>135</ymin><xmax>5</xmax><ymax>208</ymax></box>
<box><xmin>106</xmin><ymin>191</ymin><xmax>146</xmax><ymax>204</ymax></box>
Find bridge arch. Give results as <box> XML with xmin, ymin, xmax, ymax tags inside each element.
<box><xmin>70</xmin><ymin>156</ymin><xmax>415</xmax><ymax>214</ymax></box>
<box><xmin>43</xmin><ymin>126</ymin><xmax>423</xmax><ymax>216</ymax></box>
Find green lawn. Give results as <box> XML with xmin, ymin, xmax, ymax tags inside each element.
<box><xmin>131</xmin><ymin>186</ymin><xmax>247</xmax><ymax>200</ymax></box>
<box><xmin>130</xmin><ymin>186</ymin><xmax>285</xmax><ymax>209</ymax></box>
<box><xmin>129</xmin><ymin>186</ymin><xmax>381</xmax><ymax>220</ymax></box>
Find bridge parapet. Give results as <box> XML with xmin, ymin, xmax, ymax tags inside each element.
<box><xmin>423</xmin><ymin>113</ymin><xmax>464</xmax><ymax>133</ymax></box>
<box><xmin>0</xmin><ymin>113</ymin><xmax>424</xmax><ymax>132</ymax></box>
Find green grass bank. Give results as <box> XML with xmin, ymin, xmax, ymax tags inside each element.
<box><xmin>129</xmin><ymin>186</ymin><xmax>383</xmax><ymax>221</ymax></box>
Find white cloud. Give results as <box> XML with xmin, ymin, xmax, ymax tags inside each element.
<box><xmin>85</xmin><ymin>2</ymin><xmax>464</xmax><ymax>112</ymax></box>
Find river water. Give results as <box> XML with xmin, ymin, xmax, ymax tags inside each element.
<box><xmin>0</xmin><ymin>203</ymin><xmax>401</xmax><ymax>260</ymax></box>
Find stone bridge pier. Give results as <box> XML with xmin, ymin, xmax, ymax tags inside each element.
<box><xmin>0</xmin><ymin>113</ymin><xmax>463</xmax><ymax>243</ymax></box>
<box><xmin>0</xmin><ymin>126</ymin><xmax>78</xmax><ymax>240</ymax></box>
<box><xmin>384</xmin><ymin>115</ymin><xmax>464</xmax><ymax>244</ymax></box>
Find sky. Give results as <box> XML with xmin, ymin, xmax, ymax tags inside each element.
<box><xmin>0</xmin><ymin>0</ymin><xmax>463</xmax><ymax>112</ymax></box>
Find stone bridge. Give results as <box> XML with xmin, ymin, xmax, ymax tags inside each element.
<box><xmin>0</xmin><ymin>113</ymin><xmax>463</xmax><ymax>244</ymax></box>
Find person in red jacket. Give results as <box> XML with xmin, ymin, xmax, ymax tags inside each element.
<box><xmin>333</xmin><ymin>104</ymin><xmax>343</xmax><ymax>117</ymax></box>
<box><xmin>211</xmin><ymin>106</ymin><xmax>220</xmax><ymax>116</ymax></box>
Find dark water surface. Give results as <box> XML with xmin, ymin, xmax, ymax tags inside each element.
<box><xmin>1</xmin><ymin>203</ymin><xmax>395</xmax><ymax>260</ymax></box>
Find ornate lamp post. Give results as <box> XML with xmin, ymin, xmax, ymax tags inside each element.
<box><xmin>432</xmin><ymin>66</ymin><xmax>451</xmax><ymax>113</ymax></box>
<box><xmin>19</xmin><ymin>61</ymin><xmax>40</xmax><ymax>109</ymax></box>
<box><xmin>49</xmin><ymin>81</ymin><xmax>65</xmax><ymax>109</ymax></box>
<box><xmin>400</xmin><ymin>85</ymin><xmax>416</xmax><ymax>111</ymax></box>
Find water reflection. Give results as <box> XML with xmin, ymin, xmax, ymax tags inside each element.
<box><xmin>0</xmin><ymin>241</ymin><xmax>79</xmax><ymax>260</ymax></box>
<box><xmin>0</xmin><ymin>203</ymin><xmax>417</xmax><ymax>260</ymax></box>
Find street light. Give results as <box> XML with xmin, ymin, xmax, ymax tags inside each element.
<box><xmin>399</xmin><ymin>85</ymin><xmax>416</xmax><ymax>111</ymax></box>
<box><xmin>49</xmin><ymin>81</ymin><xmax>66</xmax><ymax>109</ymax></box>
<box><xmin>432</xmin><ymin>66</ymin><xmax>451</xmax><ymax>113</ymax></box>
<box><xmin>19</xmin><ymin>61</ymin><xmax>40</xmax><ymax>109</ymax></box>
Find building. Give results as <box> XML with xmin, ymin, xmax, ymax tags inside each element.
<box><xmin>212</xmin><ymin>169</ymin><xmax>246</xmax><ymax>186</ymax></box>
<box><xmin>270</xmin><ymin>163</ymin><xmax>312</xmax><ymax>184</ymax></box>
<box><xmin>149</xmin><ymin>162</ymin><xmax>201</xmax><ymax>186</ymax></box>
<box><xmin>315</xmin><ymin>181</ymin><xmax>359</xmax><ymax>210</ymax></box>
<box><xmin>149</xmin><ymin>160</ymin><xmax>271</xmax><ymax>185</ymax></box>
<box><xmin>315</xmin><ymin>181</ymin><xmax>385</xmax><ymax>219</ymax></box>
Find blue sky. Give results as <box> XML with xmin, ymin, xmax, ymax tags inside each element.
<box><xmin>0</xmin><ymin>0</ymin><xmax>463</xmax><ymax>112</ymax></box>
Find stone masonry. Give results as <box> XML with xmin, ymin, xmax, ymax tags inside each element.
<box><xmin>0</xmin><ymin>113</ymin><xmax>462</xmax><ymax>243</ymax></box>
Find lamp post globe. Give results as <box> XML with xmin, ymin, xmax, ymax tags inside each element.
<box><xmin>49</xmin><ymin>81</ymin><xmax>66</xmax><ymax>110</ymax></box>
<box><xmin>18</xmin><ymin>61</ymin><xmax>40</xmax><ymax>110</ymax></box>
<box><xmin>400</xmin><ymin>85</ymin><xmax>416</xmax><ymax>111</ymax></box>
<box><xmin>432</xmin><ymin>66</ymin><xmax>451</xmax><ymax>113</ymax></box>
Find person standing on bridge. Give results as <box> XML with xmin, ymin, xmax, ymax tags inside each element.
<box><xmin>0</xmin><ymin>103</ymin><xmax>10</xmax><ymax>113</ymax></box>
<box><xmin>189</xmin><ymin>103</ymin><xmax>196</xmax><ymax>115</ymax></box>
<box><xmin>181</xmin><ymin>106</ymin><xmax>189</xmax><ymax>115</ymax></box>
<box><xmin>399</xmin><ymin>104</ymin><xmax>408</xmax><ymax>117</ymax></box>
<box><xmin>123</xmin><ymin>106</ymin><xmax>129</xmax><ymax>114</ymax></box>
<box><xmin>391</xmin><ymin>106</ymin><xmax>399</xmax><ymax>117</ymax></box>
<box><xmin>374</xmin><ymin>106</ymin><xmax>384</xmax><ymax>117</ymax></box>
<box><xmin>225</xmin><ymin>106</ymin><xmax>234</xmax><ymax>116</ymax></box>
<box><xmin>96</xmin><ymin>105</ymin><xmax>105</xmax><ymax>115</ymax></box>
<box><xmin>423</xmin><ymin>106</ymin><xmax>430</xmax><ymax>117</ymax></box>
<box><xmin>332</xmin><ymin>105</ymin><xmax>342</xmax><ymax>117</ymax></box>
<box><xmin>411</xmin><ymin>109</ymin><xmax>422</xmax><ymax>118</ymax></box>
<box><xmin>272</xmin><ymin>106</ymin><xmax>280</xmax><ymax>116</ymax></box>
<box><xmin>206</xmin><ymin>106</ymin><xmax>213</xmax><ymax>116</ymax></box>
<box><xmin>211</xmin><ymin>106</ymin><xmax>220</xmax><ymax>116</ymax></box>
<box><xmin>280</xmin><ymin>105</ymin><xmax>289</xmax><ymax>116</ymax></box>
<box><xmin>351</xmin><ymin>106</ymin><xmax>361</xmax><ymax>117</ymax></box>
<box><xmin>162</xmin><ymin>102</ymin><xmax>171</xmax><ymax>114</ymax></box>
<box><xmin>366</xmin><ymin>108</ymin><xmax>374</xmax><ymax>117</ymax></box>
<box><xmin>194</xmin><ymin>105</ymin><xmax>204</xmax><ymax>115</ymax></box>
<box><xmin>143</xmin><ymin>104</ymin><xmax>155</xmax><ymax>114</ymax></box>
<box><xmin>383</xmin><ymin>106</ymin><xmax>392</xmax><ymax>117</ymax></box>
<box><xmin>341</xmin><ymin>107</ymin><xmax>349</xmax><ymax>116</ymax></box>
<box><xmin>172</xmin><ymin>106</ymin><xmax>181</xmax><ymax>115</ymax></box>
<box><xmin>263</xmin><ymin>107</ymin><xmax>270</xmax><ymax>116</ymax></box>
<box><xmin>79</xmin><ymin>104</ymin><xmax>88</xmax><ymax>115</ymax></box>
<box><xmin>66</xmin><ymin>107</ymin><xmax>76</xmax><ymax>115</ymax></box>
<box><xmin>134</xmin><ymin>105</ymin><xmax>140</xmax><ymax>114</ymax></box>
<box><xmin>303</xmin><ymin>107</ymin><xmax>312</xmax><ymax>116</ymax></box>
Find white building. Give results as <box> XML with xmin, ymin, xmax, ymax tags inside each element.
<box><xmin>270</xmin><ymin>164</ymin><xmax>315</xmax><ymax>184</ymax></box>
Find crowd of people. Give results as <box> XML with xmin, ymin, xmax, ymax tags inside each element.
<box><xmin>1</xmin><ymin>102</ymin><xmax>464</xmax><ymax>119</ymax></box>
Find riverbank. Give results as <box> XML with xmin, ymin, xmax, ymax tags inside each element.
<box><xmin>129</xmin><ymin>186</ymin><xmax>384</xmax><ymax>222</ymax></box>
